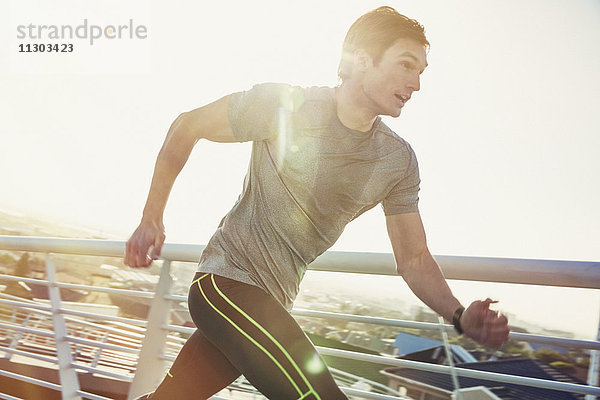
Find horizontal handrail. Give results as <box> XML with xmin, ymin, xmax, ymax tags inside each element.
<box><xmin>0</xmin><ymin>343</ymin><xmax>138</xmax><ymax>388</ymax></box>
<box><xmin>0</xmin><ymin>275</ymin><xmax>54</xmax><ymax>286</ymax></box>
<box><xmin>161</xmin><ymin>323</ymin><xmax>193</xmax><ymax>335</ymax></box>
<box><xmin>0</xmin><ymin>299</ymin><xmax>52</xmax><ymax>312</ymax></box>
<box><xmin>0</xmin><ymin>315</ymin><xmax>181</xmax><ymax>355</ymax></box>
<box><xmin>291</xmin><ymin>308</ymin><xmax>600</xmax><ymax>350</ymax></box>
<box><xmin>158</xmin><ymin>298</ymin><xmax>600</xmax><ymax>351</ymax></box>
<box><xmin>0</xmin><ymin>391</ymin><xmax>21</xmax><ymax>400</ymax></box>
<box><xmin>2</xmin><ymin>365</ymin><xmax>120</xmax><ymax>400</ymax></box>
<box><xmin>0</xmin><ymin>322</ymin><xmax>54</xmax><ymax>338</ymax></box>
<box><xmin>76</xmin><ymin>390</ymin><xmax>112</xmax><ymax>400</ymax></box>
<box><xmin>60</xmin><ymin>309</ymin><xmax>147</xmax><ymax>326</ymax></box>
<box><xmin>316</xmin><ymin>347</ymin><xmax>600</xmax><ymax>396</ymax></box>
<box><xmin>0</xmin><ymin>310</ymin><xmax>188</xmax><ymax>354</ymax></box>
<box><xmin>71</xmin><ymin>362</ymin><xmax>133</xmax><ymax>381</ymax></box>
<box><xmin>1</xmin><ymin>235</ymin><xmax>599</xmax><ymax>400</ymax></box>
<box><xmin>0</xmin><ymin>273</ymin><xmax>156</xmax><ymax>299</ymax></box>
<box><xmin>0</xmin><ymin>300</ymin><xmax>147</xmax><ymax>327</ymax></box>
<box><xmin>339</xmin><ymin>387</ymin><xmax>407</xmax><ymax>400</ymax></box>
<box><xmin>294</xmin><ymin>307</ymin><xmax>451</xmax><ymax>331</ymax></box>
<box><xmin>0</xmin><ymin>235</ymin><xmax>598</xmax><ymax>288</ymax></box>
<box><xmin>56</xmin><ymin>282</ymin><xmax>155</xmax><ymax>298</ymax></box>
<box><xmin>0</xmin><ymin>345</ymin><xmax>58</xmax><ymax>365</ymax></box>
<box><xmin>65</xmin><ymin>336</ymin><xmax>140</xmax><ymax>355</ymax></box>
<box><xmin>329</xmin><ymin>366</ymin><xmax>406</xmax><ymax>398</ymax></box>
<box><xmin>0</xmin><ymin>300</ymin><xmax>146</xmax><ymax>341</ymax></box>
<box><xmin>67</xmin><ymin>317</ymin><xmax>146</xmax><ymax>339</ymax></box>
<box><xmin>157</xmin><ymin>343</ymin><xmax>600</xmax><ymax>397</ymax></box>
<box><xmin>0</xmin><ymin>368</ymin><xmax>61</xmax><ymax>391</ymax></box>
<box><xmin>0</xmin><ymin>236</ymin><xmax>201</xmax><ymax>261</ymax></box>
<box><xmin>0</xmin><ymin>309</ymin><xmax>192</xmax><ymax>356</ymax></box>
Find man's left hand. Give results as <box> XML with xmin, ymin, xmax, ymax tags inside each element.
<box><xmin>460</xmin><ymin>299</ymin><xmax>510</xmax><ymax>348</ymax></box>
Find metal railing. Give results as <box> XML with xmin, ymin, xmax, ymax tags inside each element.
<box><xmin>0</xmin><ymin>235</ymin><xmax>598</xmax><ymax>400</ymax></box>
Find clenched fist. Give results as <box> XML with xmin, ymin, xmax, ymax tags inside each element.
<box><xmin>460</xmin><ymin>299</ymin><xmax>510</xmax><ymax>348</ymax></box>
<box><xmin>125</xmin><ymin>219</ymin><xmax>166</xmax><ymax>268</ymax></box>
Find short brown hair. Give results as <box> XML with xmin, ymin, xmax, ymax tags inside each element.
<box><xmin>338</xmin><ymin>6</ymin><xmax>429</xmax><ymax>81</ymax></box>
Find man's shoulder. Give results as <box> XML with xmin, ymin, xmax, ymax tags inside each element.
<box><xmin>303</xmin><ymin>85</ymin><xmax>335</xmax><ymax>100</ymax></box>
<box><xmin>374</xmin><ymin>120</ymin><xmax>413</xmax><ymax>151</ymax></box>
<box><xmin>241</xmin><ymin>83</ymin><xmax>334</xmax><ymax>112</ymax></box>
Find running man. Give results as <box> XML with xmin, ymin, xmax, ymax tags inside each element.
<box><xmin>125</xmin><ymin>6</ymin><xmax>510</xmax><ymax>399</ymax></box>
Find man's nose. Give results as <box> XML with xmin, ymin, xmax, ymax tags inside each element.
<box><xmin>408</xmin><ymin>74</ymin><xmax>420</xmax><ymax>92</ymax></box>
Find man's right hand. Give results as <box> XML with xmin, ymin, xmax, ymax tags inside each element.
<box><xmin>125</xmin><ymin>219</ymin><xmax>166</xmax><ymax>268</ymax></box>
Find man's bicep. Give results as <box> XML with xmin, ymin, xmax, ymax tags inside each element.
<box><xmin>182</xmin><ymin>95</ymin><xmax>238</xmax><ymax>143</ymax></box>
<box><xmin>385</xmin><ymin>212</ymin><xmax>429</xmax><ymax>273</ymax></box>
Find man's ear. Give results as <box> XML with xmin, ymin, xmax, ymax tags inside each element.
<box><xmin>353</xmin><ymin>49</ymin><xmax>373</xmax><ymax>73</ymax></box>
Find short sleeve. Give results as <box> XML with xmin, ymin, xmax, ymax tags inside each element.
<box><xmin>381</xmin><ymin>143</ymin><xmax>421</xmax><ymax>215</ymax></box>
<box><xmin>228</xmin><ymin>82</ymin><xmax>292</xmax><ymax>142</ymax></box>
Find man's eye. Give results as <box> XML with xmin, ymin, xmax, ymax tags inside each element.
<box><xmin>399</xmin><ymin>62</ymin><xmax>413</xmax><ymax>70</ymax></box>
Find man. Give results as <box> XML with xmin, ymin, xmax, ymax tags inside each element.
<box><xmin>125</xmin><ymin>6</ymin><xmax>510</xmax><ymax>399</ymax></box>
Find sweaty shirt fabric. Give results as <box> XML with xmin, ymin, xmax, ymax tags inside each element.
<box><xmin>197</xmin><ymin>83</ymin><xmax>420</xmax><ymax>310</ymax></box>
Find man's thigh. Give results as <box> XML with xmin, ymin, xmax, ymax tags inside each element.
<box><xmin>190</xmin><ymin>273</ymin><xmax>347</xmax><ymax>400</ymax></box>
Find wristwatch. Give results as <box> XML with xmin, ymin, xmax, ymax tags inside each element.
<box><xmin>452</xmin><ymin>306</ymin><xmax>465</xmax><ymax>334</ymax></box>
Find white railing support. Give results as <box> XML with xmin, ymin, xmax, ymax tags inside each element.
<box><xmin>91</xmin><ymin>332</ymin><xmax>109</xmax><ymax>368</ymax></box>
<box><xmin>46</xmin><ymin>255</ymin><xmax>82</xmax><ymax>400</ymax></box>
<box><xmin>2</xmin><ymin>314</ymin><xmax>30</xmax><ymax>360</ymax></box>
<box><xmin>127</xmin><ymin>260</ymin><xmax>174</xmax><ymax>400</ymax></box>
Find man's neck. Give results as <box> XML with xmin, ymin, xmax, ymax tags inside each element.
<box><xmin>334</xmin><ymin>82</ymin><xmax>379</xmax><ymax>133</ymax></box>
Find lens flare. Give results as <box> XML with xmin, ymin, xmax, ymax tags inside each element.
<box><xmin>305</xmin><ymin>353</ymin><xmax>325</xmax><ymax>375</ymax></box>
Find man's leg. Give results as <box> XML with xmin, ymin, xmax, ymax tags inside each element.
<box><xmin>190</xmin><ymin>273</ymin><xmax>347</xmax><ymax>400</ymax></box>
<box><xmin>151</xmin><ymin>328</ymin><xmax>241</xmax><ymax>399</ymax></box>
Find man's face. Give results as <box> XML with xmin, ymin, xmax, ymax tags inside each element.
<box><xmin>360</xmin><ymin>38</ymin><xmax>428</xmax><ymax>118</ymax></box>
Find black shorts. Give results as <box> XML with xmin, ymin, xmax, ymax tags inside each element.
<box><xmin>151</xmin><ymin>273</ymin><xmax>347</xmax><ymax>400</ymax></box>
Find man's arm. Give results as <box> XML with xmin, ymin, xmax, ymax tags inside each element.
<box><xmin>125</xmin><ymin>95</ymin><xmax>235</xmax><ymax>268</ymax></box>
<box><xmin>386</xmin><ymin>212</ymin><xmax>509</xmax><ymax>347</ymax></box>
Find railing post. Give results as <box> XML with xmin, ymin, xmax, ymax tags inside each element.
<box><xmin>586</xmin><ymin>303</ymin><xmax>600</xmax><ymax>400</ymax></box>
<box><xmin>439</xmin><ymin>316</ymin><xmax>463</xmax><ymax>400</ymax></box>
<box><xmin>128</xmin><ymin>260</ymin><xmax>173</xmax><ymax>400</ymax></box>
<box><xmin>46</xmin><ymin>254</ymin><xmax>82</xmax><ymax>400</ymax></box>
<box><xmin>2</xmin><ymin>314</ymin><xmax>30</xmax><ymax>360</ymax></box>
<box><xmin>91</xmin><ymin>332</ymin><xmax>109</xmax><ymax>368</ymax></box>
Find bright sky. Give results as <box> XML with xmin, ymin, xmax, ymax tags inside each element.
<box><xmin>0</xmin><ymin>0</ymin><xmax>599</xmax><ymax>338</ymax></box>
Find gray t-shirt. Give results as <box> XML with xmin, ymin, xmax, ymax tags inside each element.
<box><xmin>197</xmin><ymin>83</ymin><xmax>420</xmax><ymax>309</ymax></box>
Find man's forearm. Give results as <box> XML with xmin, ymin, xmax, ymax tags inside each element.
<box><xmin>142</xmin><ymin>114</ymin><xmax>196</xmax><ymax>221</ymax></box>
<box><xmin>400</xmin><ymin>251</ymin><xmax>462</xmax><ymax>321</ymax></box>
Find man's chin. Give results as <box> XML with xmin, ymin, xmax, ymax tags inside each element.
<box><xmin>387</xmin><ymin>108</ymin><xmax>402</xmax><ymax>118</ymax></box>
